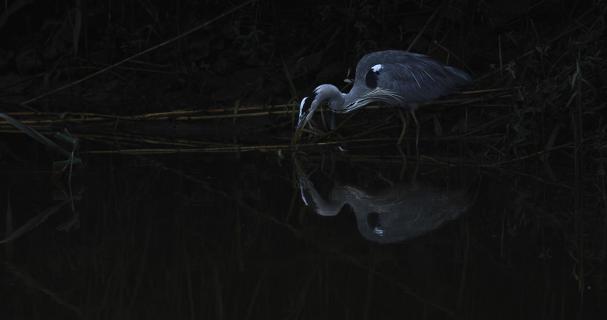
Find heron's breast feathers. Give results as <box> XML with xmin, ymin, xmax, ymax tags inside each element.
<box><xmin>342</xmin><ymin>88</ymin><xmax>405</xmax><ymax>113</ymax></box>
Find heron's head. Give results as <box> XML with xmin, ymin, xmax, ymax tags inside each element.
<box><xmin>296</xmin><ymin>84</ymin><xmax>345</xmax><ymax>131</ymax></box>
<box><xmin>296</xmin><ymin>94</ymin><xmax>317</xmax><ymax>130</ymax></box>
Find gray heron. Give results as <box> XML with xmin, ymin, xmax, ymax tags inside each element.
<box><xmin>294</xmin><ymin>50</ymin><xmax>472</xmax><ymax>147</ymax></box>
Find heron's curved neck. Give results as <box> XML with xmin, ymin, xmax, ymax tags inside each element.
<box><xmin>314</xmin><ymin>84</ymin><xmax>346</xmax><ymax>111</ymax></box>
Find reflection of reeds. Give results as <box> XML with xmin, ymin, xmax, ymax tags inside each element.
<box><xmin>4</xmin><ymin>262</ymin><xmax>83</xmax><ymax>317</ymax></box>
<box><xmin>1</xmin><ymin>141</ymin><xmax>599</xmax><ymax>319</ymax></box>
<box><xmin>0</xmin><ymin>199</ymin><xmax>71</xmax><ymax>244</ymax></box>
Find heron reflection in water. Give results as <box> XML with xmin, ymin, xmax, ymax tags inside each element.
<box><xmin>296</xmin><ymin>161</ymin><xmax>476</xmax><ymax>244</ymax></box>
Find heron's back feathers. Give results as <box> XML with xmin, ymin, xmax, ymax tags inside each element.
<box><xmin>444</xmin><ymin>66</ymin><xmax>473</xmax><ymax>86</ymax></box>
<box><xmin>344</xmin><ymin>50</ymin><xmax>472</xmax><ymax>110</ymax></box>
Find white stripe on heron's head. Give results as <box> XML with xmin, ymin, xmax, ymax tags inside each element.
<box><xmin>299</xmin><ymin>97</ymin><xmax>308</xmax><ymax>118</ymax></box>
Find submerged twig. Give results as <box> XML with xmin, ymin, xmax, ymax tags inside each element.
<box><xmin>4</xmin><ymin>262</ymin><xmax>83</xmax><ymax>317</ymax></box>
<box><xmin>0</xmin><ymin>199</ymin><xmax>71</xmax><ymax>244</ymax></box>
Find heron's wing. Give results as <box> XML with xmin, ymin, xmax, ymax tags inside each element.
<box><xmin>363</xmin><ymin>59</ymin><xmax>471</xmax><ymax>104</ymax></box>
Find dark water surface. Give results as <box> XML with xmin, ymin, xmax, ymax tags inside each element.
<box><xmin>1</xmin><ymin>149</ymin><xmax>604</xmax><ymax>319</ymax></box>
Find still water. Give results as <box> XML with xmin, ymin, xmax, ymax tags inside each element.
<box><xmin>0</xmin><ymin>148</ymin><xmax>603</xmax><ymax>319</ymax></box>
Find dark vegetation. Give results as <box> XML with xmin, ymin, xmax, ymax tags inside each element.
<box><xmin>0</xmin><ymin>0</ymin><xmax>604</xmax><ymax>159</ymax></box>
<box><xmin>1</xmin><ymin>0</ymin><xmax>606</xmax><ymax>319</ymax></box>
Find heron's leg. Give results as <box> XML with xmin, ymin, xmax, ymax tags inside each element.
<box><xmin>397</xmin><ymin>144</ymin><xmax>407</xmax><ymax>180</ymax></box>
<box><xmin>329</xmin><ymin>112</ymin><xmax>336</xmax><ymax>130</ymax></box>
<box><xmin>410</xmin><ymin>108</ymin><xmax>420</xmax><ymax>159</ymax></box>
<box><xmin>397</xmin><ymin>108</ymin><xmax>408</xmax><ymax>145</ymax></box>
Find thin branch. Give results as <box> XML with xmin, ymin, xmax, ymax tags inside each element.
<box><xmin>21</xmin><ymin>0</ymin><xmax>256</xmax><ymax>106</ymax></box>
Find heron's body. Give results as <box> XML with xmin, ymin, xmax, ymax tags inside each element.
<box><xmin>296</xmin><ymin>50</ymin><xmax>472</xmax><ymax>136</ymax></box>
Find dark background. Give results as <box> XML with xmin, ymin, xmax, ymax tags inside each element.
<box><xmin>1</xmin><ymin>0</ymin><xmax>606</xmax><ymax>319</ymax></box>
<box><xmin>0</xmin><ymin>0</ymin><xmax>601</xmax><ymax>111</ymax></box>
